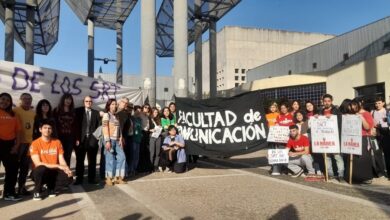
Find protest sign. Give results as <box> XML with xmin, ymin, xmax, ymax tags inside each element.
<box><xmin>268</xmin><ymin>149</ymin><xmax>289</xmax><ymax>164</ymax></box>
<box><xmin>267</xmin><ymin>126</ymin><xmax>290</xmax><ymax>143</ymax></box>
<box><xmin>176</xmin><ymin>91</ymin><xmax>269</xmax><ymax>157</ymax></box>
<box><xmin>341</xmin><ymin>115</ymin><xmax>362</xmax><ymax>155</ymax></box>
<box><xmin>310</xmin><ymin>115</ymin><xmax>340</xmax><ymax>153</ymax></box>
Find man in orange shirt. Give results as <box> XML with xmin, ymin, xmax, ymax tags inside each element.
<box><xmin>30</xmin><ymin>119</ymin><xmax>73</xmax><ymax>201</ymax></box>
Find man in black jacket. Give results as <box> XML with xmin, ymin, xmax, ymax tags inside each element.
<box><xmin>319</xmin><ymin>94</ymin><xmax>345</xmax><ymax>183</ymax></box>
<box><xmin>74</xmin><ymin>96</ymin><xmax>101</xmax><ymax>185</ymax></box>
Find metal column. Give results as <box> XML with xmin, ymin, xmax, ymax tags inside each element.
<box><xmin>4</xmin><ymin>2</ymin><xmax>15</xmax><ymax>62</ymax></box>
<box><xmin>116</xmin><ymin>22</ymin><xmax>123</xmax><ymax>85</ymax></box>
<box><xmin>25</xmin><ymin>1</ymin><xmax>35</xmax><ymax>65</ymax></box>
<box><xmin>174</xmin><ymin>0</ymin><xmax>188</xmax><ymax>97</ymax></box>
<box><xmin>141</xmin><ymin>0</ymin><xmax>156</xmax><ymax>106</ymax></box>
<box><xmin>194</xmin><ymin>0</ymin><xmax>203</xmax><ymax>100</ymax></box>
<box><xmin>88</xmin><ymin>18</ymin><xmax>95</xmax><ymax>78</ymax></box>
<box><xmin>209</xmin><ymin>18</ymin><xmax>217</xmax><ymax>98</ymax></box>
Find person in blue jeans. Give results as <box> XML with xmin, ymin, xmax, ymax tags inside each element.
<box><xmin>102</xmin><ymin>99</ymin><xmax>126</xmax><ymax>186</ymax></box>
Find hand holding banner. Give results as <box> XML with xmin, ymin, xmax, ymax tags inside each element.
<box><xmin>267</xmin><ymin>126</ymin><xmax>290</xmax><ymax>143</ymax></box>
<box><xmin>311</xmin><ymin>115</ymin><xmax>340</xmax><ymax>153</ymax></box>
<box><xmin>268</xmin><ymin>149</ymin><xmax>289</xmax><ymax>164</ymax></box>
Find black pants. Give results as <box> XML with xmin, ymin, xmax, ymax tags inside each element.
<box><xmin>124</xmin><ymin>135</ymin><xmax>133</xmax><ymax>173</ymax></box>
<box><xmin>75</xmin><ymin>136</ymin><xmax>98</xmax><ymax>182</ymax></box>
<box><xmin>377</xmin><ymin>134</ymin><xmax>390</xmax><ymax>176</ymax></box>
<box><xmin>59</xmin><ymin>136</ymin><xmax>74</xmax><ymax>167</ymax></box>
<box><xmin>32</xmin><ymin>166</ymin><xmax>73</xmax><ymax>193</ymax></box>
<box><xmin>18</xmin><ymin>143</ymin><xmax>31</xmax><ymax>190</ymax></box>
<box><xmin>0</xmin><ymin>139</ymin><xmax>19</xmax><ymax>195</ymax></box>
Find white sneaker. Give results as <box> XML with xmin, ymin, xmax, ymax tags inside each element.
<box><xmin>158</xmin><ymin>166</ymin><xmax>163</xmax><ymax>172</ymax></box>
<box><xmin>271</xmin><ymin>172</ymin><xmax>281</xmax><ymax>176</ymax></box>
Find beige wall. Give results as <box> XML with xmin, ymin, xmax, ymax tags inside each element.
<box><xmin>188</xmin><ymin>26</ymin><xmax>334</xmax><ymax>95</ymax></box>
<box><xmin>327</xmin><ymin>53</ymin><xmax>390</xmax><ymax>105</ymax></box>
<box><xmin>250</xmin><ymin>72</ymin><xmax>327</xmax><ymax>91</ymax></box>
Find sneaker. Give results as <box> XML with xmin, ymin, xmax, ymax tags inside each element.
<box><xmin>4</xmin><ymin>194</ymin><xmax>22</xmax><ymax>201</ymax></box>
<box><xmin>271</xmin><ymin>172</ymin><xmax>281</xmax><ymax>176</ymax></box>
<box><xmin>328</xmin><ymin>177</ymin><xmax>339</xmax><ymax>184</ymax></box>
<box><xmin>361</xmin><ymin>179</ymin><xmax>372</xmax><ymax>185</ymax></box>
<box><xmin>291</xmin><ymin>169</ymin><xmax>304</xmax><ymax>178</ymax></box>
<box><xmin>158</xmin><ymin>166</ymin><xmax>163</xmax><ymax>172</ymax></box>
<box><xmin>48</xmin><ymin>189</ymin><xmax>57</xmax><ymax>198</ymax></box>
<box><xmin>33</xmin><ymin>193</ymin><xmax>42</xmax><ymax>201</ymax></box>
<box><xmin>166</xmin><ymin>169</ymin><xmax>172</xmax><ymax>173</ymax></box>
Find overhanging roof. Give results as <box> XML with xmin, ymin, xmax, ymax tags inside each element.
<box><xmin>65</xmin><ymin>0</ymin><xmax>137</xmax><ymax>30</ymax></box>
<box><xmin>0</xmin><ymin>0</ymin><xmax>60</xmax><ymax>55</ymax></box>
<box><xmin>156</xmin><ymin>0</ymin><xmax>241</xmax><ymax>57</ymax></box>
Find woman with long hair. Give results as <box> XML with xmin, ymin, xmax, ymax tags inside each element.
<box><xmin>53</xmin><ymin>93</ymin><xmax>76</xmax><ymax>167</ymax></box>
<box><xmin>345</xmin><ymin>99</ymin><xmax>375</xmax><ymax>184</ymax></box>
<box><xmin>161</xmin><ymin>107</ymin><xmax>175</xmax><ymax>135</ymax></box>
<box><xmin>33</xmin><ymin>99</ymin><xmax>56</xmax><ymax>140</ymax></box>
<box><xmin>0</xmin><ymin>93</ymin><xmax>22</xmax><ymax>201</ymax></box>
<box><xmin>304</xmin><ymin>100</ymin><xmax>318</xmax><ymax>119</ymax></box>
<box><xmin>293</xmin><ymin>110</ymin><xmax>308</xmax><ymax>136</ymax></box>
<box><xmin>149</xmin><ymin>107</ymin><xmax>162</xmax><ymax>172</ymax></box>
<box><xmin>290</xmin><ymin>100</ymin><xmax>301</xmax><ymax>115</ymax></box>
<box><xmin>102</xmin><ymin>99</ymin><xmax>126</xmax><ymax>185</ymax></box>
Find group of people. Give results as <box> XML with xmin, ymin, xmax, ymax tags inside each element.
<box><xmin>266</xmin><ymin>94</ymin><xmax>390</xmax><ymax>184</ymax></box>
<box><xmin>0</xmin><ymin>92</ymin><xmax>186</xmax><ymax>201</ymax></box>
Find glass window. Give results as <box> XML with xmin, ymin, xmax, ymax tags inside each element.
<box><xmin>235</xmin><ymin>76</ymin><xmax>239</xmax><ymax>81</ymax></box>
<box><xmin>241</xmin><ymin>76</ymin><xmax>245</xmax><ymax>81</ymax></box>
<box><xmin>235</xmin><ymin>83</ymin><xmax>239</xmax><ymax>87</ymax></box>
<box><xmin>235</xmin><ymin>69</ymin><xmax>239</xmax><ymax>73</ymax></box>
<box><xmin>241</xmin><ymin>69</ymin><xmax>245</xmax><ymax>73</ymax></box>
<box><xmin>355</xmin><ymin>83</ymin><xmax>385</xmax><ymax>110</ymax></box>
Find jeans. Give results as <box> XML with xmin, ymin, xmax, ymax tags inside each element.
<box><xmin>104</xmin><ymin>140</ymin><xmax>126</xmax><ymax>178</ymax></box>
<box><xmin>129</xmin><ymin>142</ymin><xmax>140</xmax><ymax>173</ymax></box>
<box><xmin>288</xmin><ymin>154</ymin><xmax>315</xmax><ymax>174</ymax></box>
<box><xmin>149</xmin><ymin>137</ymin><xmax>161</xmax><ymax>168</ymax></box>
<box><xmin>326</xmin><ymin>154</ymin><xmax>344</xmax><ymax>178</ymax></box>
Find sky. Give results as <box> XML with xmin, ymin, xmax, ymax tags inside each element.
<box><xmin>1</xmin><ymin>0</ymin><xmax>390</xmax><ymax>76</ymax></box>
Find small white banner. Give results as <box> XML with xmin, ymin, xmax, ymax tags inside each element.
<box><xmin>267</xmin><ymin>126</ymin><xmax>290</xmax><ymax>143</ymax></box>
<box><xmin>311</xmin><ymin>115</ymin><xmax>340</xmax><ymax>153</ymax></box>
<box><xmin>341</xmin><ymin>115</ymin><xmax>362</xmax><ymax>155</ymax></box>
<box><xmin>268</xmin><ymin>149</ymin><xmax>289</xmax><ymax>164</ymax></box>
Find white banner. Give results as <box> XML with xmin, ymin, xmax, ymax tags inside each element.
<box><xmin>341</xmin><ymin>115</ymin><xmax>362</xmax><ymax>155</ymax></box>
<box><xmin>311</xmin><ymin>115</ymin><xmax>340</xmax><ymax>153</ymax></box>
<box><xmin>268</xmin><ymin>149</ymin><xmax>289</xmax><ymax>164</ymax></box>
<box><xmin>0</xmin><ymin>61</ymin><xmax>144</xmax><ymax>109</ymax></box>
<box><xmin>267</xmin><ymin>126</ymin><xmax>290</xmax><ymax>143</ymax></box>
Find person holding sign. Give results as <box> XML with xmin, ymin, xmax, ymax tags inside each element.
<box><xmin>270</xmin><ymin>103</ymin><xmax>294</xmax><ymax>176</ymax></box>
<box><xmin>319</xmin><ymin>94</ymin><xmax>344</xmax><ymax>183</ymax></box>
<box><xmin>286</xmin><ymin>125</ymin><xmax>315</xmax><ymax>177</ymax></box>
<box><xmin>345</xmin><ymin>99</ymin><xmax>375</xmax><ymax>184</ymax></box>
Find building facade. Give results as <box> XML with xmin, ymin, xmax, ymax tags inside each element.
<box><xmin>187</xmin><ymin>26</ymin><xmax>334</xmax><ymax>95</ymax></box>
<box><xmin>245</xmin><ymin>16</ymin><xmax>390</xmax><ymax>108</ymax></box>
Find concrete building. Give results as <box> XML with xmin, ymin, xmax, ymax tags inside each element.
<box><xmin>96</xmin><ymin>73</ymin><xmax>174</xmax><ymax>107</ymax></box>
<box><xmin>187</xmin><ymin>26</ymin><xmax>334</xmax><ymax>96</ymax></box>
<box><xmin>244</xmin><ymin>16</ymin><xmax>390</xmax><ymax>107</ymax></box>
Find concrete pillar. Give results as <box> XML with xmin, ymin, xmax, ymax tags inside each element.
<box><xmin>194</xmin><ymin>0</ymin><xmax>202</xmax><ymax>100</ymax></box>
<box><xmin>4</xmin><ymin>2</ymin><xmax>15</xmax><ymax>62</ymax></box>
<box><xmin>88</xmin><ymin>18</ymin><xmax>95</xmax><ymax>78</ymax></box>
<box><xmin>174</xmin><ymin>0</ymin><xmax>188</xmax><ymax>97</ymax></box>
<box><xmin>116</xmin><ymin>22</ymin><xmax>123</xmax><ymax>85</ymax></box>
<box><xmin>209</xmin><ymin>18</ymin><xmax>217</xmax><ymax>98</ymax></box>
<box><xmin>25</xmin><ymin>2</ymin><xmax>35</xmax><ymax>65</ymax></box>
<box><xmin>141</xmin><ymin>0</ymin><xmax>156</xmax><ymax>106</ymax></box>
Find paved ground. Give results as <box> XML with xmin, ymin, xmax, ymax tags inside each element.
<box><xmin>1</xmin><ymin>149</ymin><xmax>390</xmax><ymax>219</ymax></box>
